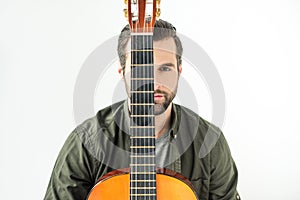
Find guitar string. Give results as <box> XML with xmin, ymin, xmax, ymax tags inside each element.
<box><xmin>151</xmin><ymin>36</ymin><xmax>156</xmax><ymax>199</ymax></box>
<box><xmin>148</xmin><ymin>32</ymin><xmax>151</xmax><ymax>200</ymax></box>
<box><xmin>148</xmin><ymin>31</ymin><xmax>151</xmax><ymax>200</ymax></box>
<box><xmin>130</xmin><ymin>32</ymin><xmax>135</xmax><ymax>199</ymax></box>
<box><xmin>142</xmin><ymin>33</ymin><xmax>145</xmax><ymax>199</ymax></box>
<box><xmin>148</xmin><ymin>34</ymin><xmax>154</xmax><ymax>199</ymax></box>
<box><xmin>130</xmin><ymin>33</ymin><xmax>131</xmax><ymax>200</ymax></box>
<box><xmin>146</xmin><ymin>32</ymin><xmax>151</xmax><ymax>199</ymax></box>
<box><xmin>150</xmin><ymin>31</ymin><xmax>155</xmax><ymax>200</ymax></box>
<box><xmin>135</xmin><ymin>32</ymin><xmax>138</xmax><ymax>200</ymax></box>
<box><xmin>133</xmin><ymin>32</ymin><xmax>139</xmax><ymax>199</ymax></box>
<box><xmin>147</xmin><ymin>31</ymin><xmax>152</xmax><ymax>200</ymax></box>
<box><xmin>147</xmin><ymin>28</ymin><xmax>155</xmax><ymax>200</ymax></box>
<box><xmin>150</xmin><ymin>30</ymin><xmax>154</xmax><ymax>200</ymax></box>
<box><xmin>145</xmin><ymin>31</ymin><xmax>147</xmax><ymax>200</ymax></box>
<box><xmin>144</xmin><ymin>29</ymin><xmax>147</xmax><ymax>200</ymax></box>
<box><xmin>132</xmin><ymin>32</ymin><xmax>136</xmax><ymax>199</ymax></box>
<box><xmin>151</xmin><ymin>28</ymin><xmax>155</xmax><ymax>200</ymax></box>
<box><xmin>132</xmin><ymin>32</ymin><xmax>136</xmax><ymax>200</ymax></box>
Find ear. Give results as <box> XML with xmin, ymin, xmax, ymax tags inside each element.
<box><xmin>178</xmin><ymin>64</ymin><xmax>182</xmax><ymax>74</ymax></box>
<box><xmin>118</xmin><ymin>65</ymin><xmax>123</xmax><ymax>75</ymax></box>
<box><xmin>118</xmin><ymin>63</ymin><xmax>124</xmax><ymax>79</ymax></box>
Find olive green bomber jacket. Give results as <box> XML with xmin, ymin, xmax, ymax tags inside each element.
<box><xmin>44</xmin><ymin>101</ymin><xmax>240</xmax><ymax>200</ymax></box>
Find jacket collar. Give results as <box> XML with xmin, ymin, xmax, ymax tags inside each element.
<box><xmin>111</xmin><ymin>99</ymin><xmax>181</xmax><ymax>140</ymax></box>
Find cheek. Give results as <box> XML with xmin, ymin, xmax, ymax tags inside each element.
<box><xmin>155</xmin><ymin>71</ymin><xmax>179</xmax><ymax>91</ymax></box>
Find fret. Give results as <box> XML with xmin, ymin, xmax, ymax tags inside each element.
<box><xmin>130</xmin><ymin>187</ymin><xmax>156</xmax><ymax>189</ymax></box>
<box><xmin>130</xmin><ymin>180</ymin><xmax>156</xmax><ymax>182</ymax></box>
<box><xmin>131</xmin><ymin>171</ymin><xmax>156</xmax><ymax>174</ymax></box>
<box><xmin>130</xmin><ymin>136</ymin><xmax>155</xmax><ymax>139</ymax></box>
<box><xmin>130</xmin><ymin>91</ymin><xmax>154</xmax><ymax>93</ymax></box>
<box><xmin>131</xmin><ymin>77</ymin><xmax>154</xmax><ymax>80</ymax></box>
<box><xmin>130</xmin><ymin>116</ymin><xmax>154</xmax><ymax>119</ymax></box>
<box><xmin>130</xmin><ymin>146</ymin><xmax>155</xmax><ymax>149</ymax></box>
<box><xmin>130</xmin><ymin>154</ymin><xmax>155</xmax><ymax>159</ymax></box>
<box><xmin>130</xmin><ymin>82</ymin><xmax>153</xmax><ymax>87</ymax></box>
<box><xmin>131</xmin><ymin>63</ymin><xmax>154</xmax><ymax>67</ymax></box>
<box><xmin>131</xmin><ymin>62</ymin><xmax>153</xmax><ymax>66</ymax></box>
<box><xmin>131</xmin><ymin>103</ymin><xmax>154</xmax><ymax>106</ymax></box>
<box><xmin>131</xmin><ymin>49</ymin><xmax>153</xmax><ymax>52</ymax></box>
<box><xmin>131</xmin><ymin>65</ymin><xmax>152</xmax><ymax>70</ymax></box>
<box><xmin>130</xmin><ymin>76</ymin><xmax>154</xmax><ymax>80</ymax></box>
<box><xmin>130</xmin><ymin>194</ymin><xmax>156</xmax><ymax>196</ymax></box>
<box><xmin>130</xmin><ymin>114</ymin><xmax>154</xmax><ymax>117</ymax></box>
<box><xmin>130</xmin><ymin>126</ymin><xmax>155</xmax><ymax>128</ymax></box>
<box><xmin>131</xmin><ymin>154</ymin><xmax>155</xmax><ymax>157</ymax></box>
<box><xmin>130</xmin><ymin>163</ymin><xmax>155</xmax><ymax>166</ymax></box>
<box><xmin>131</xmin><ymin>32</ymin><xmax>153</xmax><ymax>36</ymax></box>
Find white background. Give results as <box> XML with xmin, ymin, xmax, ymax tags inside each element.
<box><xmin>1</xmin><ymin>0</ymin><xmax>300</xmax><ymax>199</ymax></box>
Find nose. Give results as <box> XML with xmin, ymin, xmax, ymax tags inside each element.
<box><xmin>154</xmin><ymin>83</ymin><xmax>160</xmax><ymax>91</ymax></box>
<box><xmin>153</xmin><ymin>71</ymin><xmax>163</xmax><ymax>91</ymax></box>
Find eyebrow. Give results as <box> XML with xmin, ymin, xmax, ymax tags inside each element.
<box><xmin>157</xmin><ymin>63</ymin><xmax>176</xmax><ymax>68</ymax></box>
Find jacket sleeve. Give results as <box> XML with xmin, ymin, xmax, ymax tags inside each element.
<box><xmin>44</xmin><ymin>129</ymin><xmax>98</xmax><ymax>200</ymax></box>
<box><xmin>209</xmin><ymin>131</ymin><xmax>241</xmax><ymax>200</ymax></box>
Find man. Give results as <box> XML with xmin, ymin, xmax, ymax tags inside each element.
<box><xmin>44</xmin><ymin>19</ymin><xmax>240</xmax><ymax>200</ymax></box>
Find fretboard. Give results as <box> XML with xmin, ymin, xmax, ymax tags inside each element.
<box><xmin>130</xmin><ymin>33</ymin><xmax>156</xmax><ymax>200</ymax></box>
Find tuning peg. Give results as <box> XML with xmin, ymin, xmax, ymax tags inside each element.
<box><xmin>156</xmin><ymin>8</ymin><xmax>161</xmax><ymax>18</ymax></box>
<box><xmin>124</xmin><ymin>0</ymin><xmax>128</xmax><ymax>4</ymax></box>
<box><xmin>123</xmin><ymin>8</ymin><xmax>128</xmax><ymax>18</ymax></box>
<box><xmin>156</xmin><ymin>0</ymin><xmax>161</xmax><ymax>18</ymax></box>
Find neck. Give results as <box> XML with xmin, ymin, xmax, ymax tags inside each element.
<box><xmin>155</xmin><ymin>103</ymin><xmax>172</xmax><ymax>138</ymax></box>
<box><xmin>127</xmin><ymin>99</ymin><xmax>173</xmax><ymax>138</ymax></box>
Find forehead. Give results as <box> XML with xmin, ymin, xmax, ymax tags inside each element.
<box><xmin>125</xmin><ymin>37</ymin><xmax>177</xmax><ymax>54</ymax></box>
<box><xmin>153</xmin><ymin>37</ymin><xmax>177</xmax><ymax>54</ymax></box>
<box><xmin>124</xmin><ymin>37</ymin><xmax>177</xmax><ymax>71</ymax></box>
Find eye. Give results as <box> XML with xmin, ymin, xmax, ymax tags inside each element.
<box><xmin>158</xmin><ymin>66</ymin><xmax>171</xmax><ymax>72</ymax></box>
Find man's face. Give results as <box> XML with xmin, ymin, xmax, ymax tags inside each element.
<box><xmin>120</xmin><ymin>37</ymin><xmax>182</xmax><ymax>115</ymax></box>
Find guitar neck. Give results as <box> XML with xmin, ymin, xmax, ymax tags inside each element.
<box><xmin>130</xmin><ymin>32</ymin><xmax>157</xmax><ymax>199</ymax></box>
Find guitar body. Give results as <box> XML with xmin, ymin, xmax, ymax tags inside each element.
<box><xmin>87</xmin><ymin>169</ymin><xmax>198</xmax><ymax>200</ymax></box>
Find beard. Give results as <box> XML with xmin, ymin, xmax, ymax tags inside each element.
<box><xmin>154</xmin><ymin>88</ymin><xmax>176</xmax><ymax>115</ymax></box>
<box><xmin>124</xmin><ymin>76</ymin><xmax>179</xmax><ymax>116</ymax></box>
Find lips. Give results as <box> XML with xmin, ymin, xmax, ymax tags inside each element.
<box><xmin>154</xmin><ymin>94</ymin><xmax>164</xmax><ymax>101</ymax></box>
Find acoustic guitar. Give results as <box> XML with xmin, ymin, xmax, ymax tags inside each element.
<box><xmin>87</xmin><ymin>0</ymin><xmax>198</xmax><ymax>199</ymax></box>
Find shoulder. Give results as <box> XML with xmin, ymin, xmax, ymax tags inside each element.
<box><xmin>74</xmin><ymin>100</ymin><xmax>126</xmax><ymax>142</ymax></box>
<box><xmin>173</xmin><ymin>103</ymin><xmax>224</xmax><ymax>157</ymax></box>
<box><xmin>173</xmin><ymin>103</ymin><xmax>221</xmax><ymax>136</ymax></box>
<box><xmin>77</xmin><ymin>101</ymin><xmax>125</xmax><ymax>132</ymax></box>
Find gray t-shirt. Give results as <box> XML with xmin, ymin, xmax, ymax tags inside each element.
<box><xmin>155</xmin><ymin>130</ymin><xmax>171</xmax><ymax>168</ymax></box>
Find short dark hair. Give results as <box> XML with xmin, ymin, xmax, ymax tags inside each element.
<box><xmin>117</xmin><ymin>19</ymin><xmax>183</xmax><ymax>72</ymax></box>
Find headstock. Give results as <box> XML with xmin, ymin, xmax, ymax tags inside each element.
<box><xmin>123</xmin><ymin>0</ymin><xmax>161</xmax><ymax>32</ymax></box>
